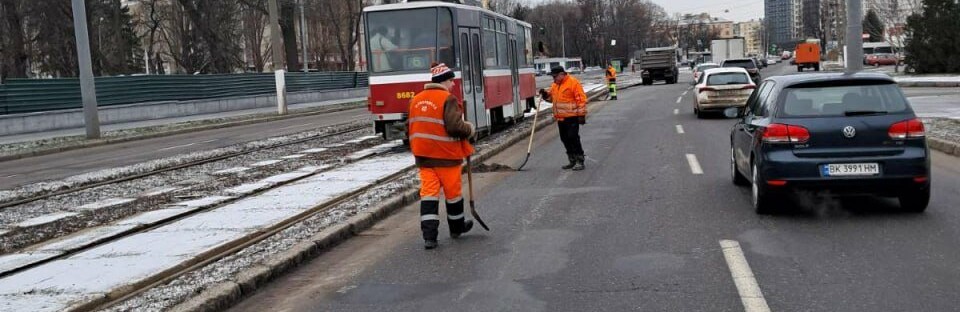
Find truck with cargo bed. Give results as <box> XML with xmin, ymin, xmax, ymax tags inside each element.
<box><xmin>639</xmin><ymin>47</ymin><xmax>679</xmax><ymax>85</ymax></box>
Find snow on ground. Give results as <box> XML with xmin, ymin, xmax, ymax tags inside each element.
<box><xmin>0</xmin><ymin>153</ymin><xmax>415</xmax><ymax>312</ymax></box>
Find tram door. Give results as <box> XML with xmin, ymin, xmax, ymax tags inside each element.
<box><xmin>509</xmin><ymin>37</ymin><xmax>521</xmax><ymax>118</ymax></box>
<box><xmin>458</xmin><ymin>27</ymin><xmax>488</xmax><ymax>130</ymax></box>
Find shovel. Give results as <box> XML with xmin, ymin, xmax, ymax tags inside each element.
<box><xmin>516</xmin><ymin>97</ymin><xmax>544</xmax><ymax>171</ymax></box>
<box><xmin>465</xmin><ymin>157</ymin><xmax>490</xmax><ymax>231</ymax></box>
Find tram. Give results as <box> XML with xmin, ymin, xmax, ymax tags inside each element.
<box><xmin>363</xmin><ymin>0</ymin><xmax>537</xmax><ymax>140</ymax></box>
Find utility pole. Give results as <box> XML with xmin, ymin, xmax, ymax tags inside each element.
<box><xmin>299</xmin><ymin>0</ymin><xmax>309</xmax><ymax>72</ymax></box>
<box><xmin>268</xmin><ymin>0</ymin><xmax>288</xmax><ymax>114</ymax></box>
<box><xmin>561</xmin><ymin>19</ymin><xmax>566</xmax><ymax>60</ymax></box>
<box><xmin>845</xmin><ymin>0</ymin><xmax>864</xmax><ymax>73</ymax></box>
<box><xmin>71</xmin><ymin>0</ymin><xmax>101</xmax><ymax>139</ymax></box>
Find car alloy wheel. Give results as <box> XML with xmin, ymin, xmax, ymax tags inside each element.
<box><xmin>751</xmin><ymin>163</ymin><xmax>772</xmax><ymax>214</ymax></box>
<box><xmin>731</xmin><ymin>147</ymin><xmax>748</xmax><ymax>186</ymax></box>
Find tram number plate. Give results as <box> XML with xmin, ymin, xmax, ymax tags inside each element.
<box><xmin>821</xmin><ymin>163</ymin><xmax>880</xmax><ymax>176</ymax></box>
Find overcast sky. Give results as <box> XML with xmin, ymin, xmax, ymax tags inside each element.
<box><xmin>518</xmin><ymin>0</ymin><xmax>766</xmax><ymax>23</ymax></box>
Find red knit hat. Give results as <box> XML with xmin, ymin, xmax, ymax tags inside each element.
<box><xmin>430</xmin><ymin>62</ymin><xmax>455</xmax><ymax>83</ymax></box>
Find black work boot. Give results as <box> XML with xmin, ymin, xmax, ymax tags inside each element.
<box><xmin>572</xmin><ymin>155</ymin><xmax>585</xmax><ymax>171</ymax></box>
<box><xmin>420</xmin><ymin>200</ymin><xmax>440</xmax><ymax>249</ymax></box>
<box><xmin>562</xmin><ymin>155</ymin><xmax>576</xmax><ymax>170</ymax></box>
<box><xmin>447</xmin><ymin>200</ymin><xmax>473</xmax><ymax>238</ymax></box>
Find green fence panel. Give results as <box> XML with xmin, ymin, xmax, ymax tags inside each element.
<box><xmin>0</xmin><ymin>72</ymin><xmax>369</xmax><ymax>115</ymax></box>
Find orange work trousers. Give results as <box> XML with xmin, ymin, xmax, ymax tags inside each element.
<box><xmin>418</xmin><ymin>165</ymin><xmax>463</xmax><ymax>202</ymax></box>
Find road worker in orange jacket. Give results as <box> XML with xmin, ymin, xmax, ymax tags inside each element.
<box><xmin>605</xmin><ymin>64</ymin><xmax>618</xmax><ymax>100</ymax></box>
<box><xmin>539</xmin><ymin>66</ymin><xmax>588</xmax><ymax>171</ymax></box>
<box><xmin>408</xmin><ymin>62</ymin><xmax>476</xmax><ymax>250</ymax></box>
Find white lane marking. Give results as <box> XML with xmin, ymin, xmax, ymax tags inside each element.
<box><xmin>687</xmin><ymin>86</ymin><xmax>694</xmax><ymax>90</ymax></box>
<box><xmin>682</xmin><ymin>90</ymin><xmax>689</xmax><ymax>96</ymax></box>
<box><xmin>4</xmin><ymin>174</ymin><xmax>18</xmax><ymax>178</ymax></box>
<box><xmin>676</xmin><ymin>125</ymin><xmax>685</xmax><ymax>134</ymax></box>
<box><xmin>199</xmin><ymin>139</ymin><xmax>218</xmax><ymax>144</ymax></box>
<box><xmin>674</xmin><ymin>109</ymin><xmax>679</xmax><ymax>115</ymax></box>
<box><xmin>720</xmin><ymin>240</ymin><xmax>772</xmax><ymax>312</ymax></box>
<box><xmin>676</xmin><ymin>97</ymin><xmax>683</xmax><ymax>103</ymax></box>
<box><xmin>281</xmin><ymin>154</ymin><xmax>306</xmax><ymax>159</ymax></box>
<box><xmin>685</xmin><ymin>154</ymin><xmax>703</xmax><ymax>175</ymax></box>
<box><xmin>157</xmin><ymin>143</ymin><xmax>196</xmax><ymax>151</ymax></box>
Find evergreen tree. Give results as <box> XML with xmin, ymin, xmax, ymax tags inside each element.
<box><xmin>862</xmin><ymin>9</ymin><xmax>884</xmax><ymax>43</ymax></box>
<box><xmin>904</xmin><ymin>0</ymin><xmax>960</xmax><ymax>73</ymax></box>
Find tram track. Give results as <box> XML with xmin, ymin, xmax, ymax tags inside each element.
<box><xmin>0</xmin><ymin>124</ymin><xmax>370</xmax><ymax>212</ymax></box>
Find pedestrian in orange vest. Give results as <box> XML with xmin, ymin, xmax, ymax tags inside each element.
<box><xmin>408</xmin><ymin>62</ymin><xmax>476</xmax><ymax>250</ymax></box>
<box><xmin>538</xmin><ymin>66</ymin><xmax>587</xmax><ymax>171</ymax></box>
<box><xmin>605</xmin><ymin>63</ymin><xmax>618</xmax><ymax>100</ymax></box>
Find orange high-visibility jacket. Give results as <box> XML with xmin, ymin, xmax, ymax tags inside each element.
<box><xmin>408</xmin><ymin>89</ymin><xmax>474</xmax><ymax>160</ymax></box>
<box><xmin>549</xmin><ymin>75</ymin><xmax>587</xmax><ymax>120</ymax></box>
<box><xmin>606</xmin><ymin>66</ymin><xmax>617</xmax><ymax>81</ymax></box>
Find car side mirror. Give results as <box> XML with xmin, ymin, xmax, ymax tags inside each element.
<box><xmin>723</xmin><ymin>107</ymin><xmax>741</xmax><ymax>119</ymax></box>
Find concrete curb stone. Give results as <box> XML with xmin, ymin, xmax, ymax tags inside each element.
<box><xmin>168</xmin><ymin>87</ymin><xmax>619</xmax><ymax>312</ymax></box>
<box><xmin>929</xmin><ymin>137</ymin><xmax>960</xmax><ymax>156</ymax></box>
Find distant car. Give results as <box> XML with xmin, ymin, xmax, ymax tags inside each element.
<box><xmin>766</xmin><ymin>58</ymin><xmax>777</xmax><ymax>65</ymax></box>
<box><xmin>693</xmin><ymin>67</ymin><xmax>755</xmax><ymax>118</ymax></box>
<box><xmin>866</xmin><ymin>53</ymin><xmax>898</xmax><ymax>66</ymax></box>
<box><xmin>692</xmin><ymin>62</ymin><xmax>720</xmax><ymax>84</ymax></box>
<box><xmin>721</xmin><ymin>58</ymin><xmax>761</xmax><ymax>83</ymax></box>
<box><xmin>727</xmin><ymin>73</ymin><xmax>930</xmax><ymax>214</ymax></box>
<box><xmin>752</xmin><ymin>57</ymin><xmax>767</xmax><ymax>69</ymax></box>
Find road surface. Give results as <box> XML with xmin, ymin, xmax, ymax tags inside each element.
<box><xmin>228</xmin><ymin>62</ymin><xmax>960</xmax><ymax>312</ymax></box>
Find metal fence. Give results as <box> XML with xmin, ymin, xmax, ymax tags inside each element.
<box><xmin>0</xmin><ymin>72</ymin><xmax>368</xmax><ymax>115</ymax></box>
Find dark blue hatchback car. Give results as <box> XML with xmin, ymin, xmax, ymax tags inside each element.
<box><xmin>728</xmin><ymin>73</ymin><xmax>930</xmax><ymax>214</ymax></box>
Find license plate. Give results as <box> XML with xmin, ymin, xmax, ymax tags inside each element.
<box><xmin>719</xmin><ymin>90</ymin><xmax>740</xmax><ymax>96</ymax></box>
<box><xmin>821</xmin><ymin>163</ymin><xmax>880</xmax><ymax>176</ymax></box>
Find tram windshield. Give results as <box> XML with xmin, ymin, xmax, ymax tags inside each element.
<box><xmin>367</xmin><ymin>8</ymin><xmax>455</xmax><ymax>73</ymax></box>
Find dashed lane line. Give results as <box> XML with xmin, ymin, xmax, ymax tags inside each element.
<box><xmin>720</xmin><ymin>240</ymin><xmax>772</xmax><ymax>312</ymax></box>
<box><xmin>682</xmin><ymin>90</ymin><xmax>689</xmax><ymax>96</ymax></box>
<box><xmin>676</xmin><ymin>97</ymin><xmax>683</xmax><ymax>104</ymax></box>
<box><xmin>676</xmin><ymin>125</ymin><xmax>685</xmax><ymax>134</ymax></box>
<box><xmin>157</xmin><ymin>143</ymin><xmax>196</xmax><ymax>151</ymax></box>
<box><xmin>674</xmin><ymin>109</ymin><xmax>679</xmax><ymax>115</ymax></box>
<box><xmin>199</xmin><ymin>139</ymin><xmax>218</xmax><ymax>144</ymax></box>
<box><xmin>685</xmin><ymin>153</ymin><xmax>703</xmax><ymax>175</ymax></box>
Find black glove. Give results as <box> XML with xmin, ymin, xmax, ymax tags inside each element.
<box><xmin>538</xmin><ymin>88</ymin><xmax>549</xmax><ymax>99</ymax></box>
<box><xmin>577</xmin><ymin>116</ymin><xmax>586</xmax><ymax>125</ymax></box>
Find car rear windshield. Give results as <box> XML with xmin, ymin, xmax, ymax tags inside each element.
<box><xmin>723</xmin><ymin>60</ymin><xmax>756</xmax><ymax>69</ymax></box>
<box><xmin>697</xmin><ymin>65</ymin><xmax>719</xmax><ymax>71</ymax></box>
<box><xmin>780</xmin><ymin>82</ymin><xmax>909</xmax><ymax>117</ymax></box>
<box><xmin>707</xmin><ymin>72</ymin><xmax>751</xmax><ymax>85</ymax></box>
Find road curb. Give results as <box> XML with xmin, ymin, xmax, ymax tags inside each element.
<box><xmin>169</xmin><ymin>89</ymin><xmax>609</xmax><ymax>312</ymax></box>
<box><xmin>928</xmin><ymin>137</ymin><xmax>960</xmax><ymax>157</ymax></box>
<box><xmin>0</xmin><ymin>101</ymin><xmax>365</xmax><ymax>163</ymax></box>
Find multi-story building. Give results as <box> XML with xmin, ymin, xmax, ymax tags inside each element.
<box><xmin>678</xmin><ymin>13</ymin><xmax>735</xmax><ymax>39</ymax></box>
<box><xmin>734</xmin><ymin>20</ymin><xmax>763</xmax><ymax>55</ymax></box>
<box><xmin>765</xmin><ymin>0</ymin><xmax>803</xmax><ymax>49</ymax></box>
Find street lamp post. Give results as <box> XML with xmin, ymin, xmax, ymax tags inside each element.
<box><xmin>845</xmin><ymin>0</ymin><xmax>864</xmax><ymax>72</ymax></box>
<box><xmin>71</xmin><ymin>0</ymin><xmax>101</xmax><ymax>139</ymax></box>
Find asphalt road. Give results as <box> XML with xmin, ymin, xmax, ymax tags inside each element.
<box><xmin>229</xmin><ymin>63</ymin><xmax>960</xmax><ymax>311</ymax></box>
<box><xmin>0</xmin><ymin>107</ymin><xmax>370</xmax><ymax>189</ymax></box>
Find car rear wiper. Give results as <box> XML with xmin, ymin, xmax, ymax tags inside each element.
<box><xmin>843</xmin><ymin>110</ymin><xmax>888</xmax><ymax>116</ymax></box>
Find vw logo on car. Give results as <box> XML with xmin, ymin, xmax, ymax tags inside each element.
<box><xmin>843</xmin><ymin>126</ymin><xmax>857</xmax><ymax>138</ymax></box>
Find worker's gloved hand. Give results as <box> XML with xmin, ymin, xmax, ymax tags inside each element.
<box><xmin>577</xmin><ymin>116</ymin><xmax>586</xmax><ymax>125</ymax></box>
<box><xmin>539</xmin><ymin>88</ymin><xmax>549</xmax><ymax>100</ymax></box>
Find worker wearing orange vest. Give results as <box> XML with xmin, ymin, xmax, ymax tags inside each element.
<box><xmin>408</xmin><ymin>63</ymin><xmax>476</xmax><ymax>250</ymax></box>
<box><xmin>606</xmin><ymin>64</ymin><xmax>618</xmax><ymax>100</ymax></box>
<box><xmin>539</xmin><ymin>66</ymin><xmax>588</xmax><ymax>171</ymax></box>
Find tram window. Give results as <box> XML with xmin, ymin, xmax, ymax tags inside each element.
<box><xmin>483</xmin><ymin>28</ymin><xmax>497</xmax><ymax>68</ymax></box>
<box><xmin>496</xmin><ymin>30</ymin><xmax>508</xmax><ymax>67</ymax></box>
<box><xmin>516</xmin><ymin>26</ymin><xmax>527</xmax><ymax>66</ymax></box>
<box><xmin>367</xmin><ymin>8</ymin><xmax>454</xmax><ymax>73</ymax></box>
<box><xmin>524</xmin><ymin>27</ymin><xmax>534</xmax><ymax>65</ymax></box>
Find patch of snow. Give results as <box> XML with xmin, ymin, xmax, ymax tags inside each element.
<box><xmin>344</xmin><ymin>135</ymin><xmax>380</xmax><ymax>144</ymax></box>
<box><xmin>0</xmin><ymin>252</ymin><xmax>61</xmax><ymax>275</ymax></box>
<box><xmin>32</xmin><ymin>225</ymin><xmax>137</xmax><ymax>253</ymax></box>
<box><xmin>166</xmin><ymin>196</ymin><xmax>234</xmax><ymax>209</ymax></box>
<box><xmin>895</xmin><ymin>76</ymin><xmax>960</xmax><ymax>82</ymax></box>
<box><xmin>0</xmin><ymin>291</ymin><xmax>99</xmax><ymax>312</ymax></box>
<box><xmin>211</xmin><ymin>167</ymin><xmax>251</xmax><ymax>175</ymax></box>
<box><xmin>223</xmin><ymin>182</ymin><xmax>272</xmax><ymax>196</ymax></box>
<box><xmin>14</xmin><ymin>213</ymin><xmax>78</xmax><ymax>228</ymax></box>
<box><xmin>115</xmin><ymin>208</ymin><xmax>193</xmax><ymax>226</ymax></box>
<box><xmin>345</xmin><ymin>141</ymin><xmax>403</xmax><ymax>161</ymax></box>
<box><xmin>280</xmin><ymin>154</ymin><xmax>305</xmax><ymax>159</ymax></box>
<box><xmin>300</xmin><ymin>148</ymin><xmax>328</xmax><ymax>154</ymax></box>
<box><xmin>248</xmin><ymin>160</ymin><xmax>282</xmax><ymax>168</ymax></box>
<box><xmin>76</xmin><ymin>198</ymin><xmax>137</xmax><ymax>212</ymax></box>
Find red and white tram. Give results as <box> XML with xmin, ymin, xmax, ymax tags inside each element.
<box><xmin>363</xmin><ymin>0</ymin><xmax>537</xmax><ymax>140</ymax></box>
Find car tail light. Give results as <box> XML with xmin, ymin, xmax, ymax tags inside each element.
<box><xmin>761</xmin><ymin>123</ymin><xmax>810</xmax><ymax>144</ymax></box>
<box><xmin>767</xmin><ymin>180</ymin><xmax>788</xmax><ymax>186</ymax></box>
<box><xmin>913</xmin><ymin>176</ymin><xmax>928</xmax><ymax>183</ymax></box>
<box><xmin>741</xmin><ymin>85</ymin><xmax>756</xmax><ymax>90</ymax></box>
<box><xmin>888</xmin><ymin>118</ymin><xmax>925</xmax><ymax>139</ymax></box>
<box><xmin>699</xmin><ymin>87</ymin><xmax>716</xmax><ymax>93</ymax></box>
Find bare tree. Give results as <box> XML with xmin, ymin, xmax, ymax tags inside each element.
<box><xmin>1</xmin><ymin>0</ymin><xmax>29</xmax><ymax>81</ymax></box>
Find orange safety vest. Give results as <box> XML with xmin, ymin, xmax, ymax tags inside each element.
<box><xmin>606</xmin><ymin>67</ymin><xmax>617</xmax><ymax>81</ymax></box>
<box><xmin>549</xmin><ymin>75</ymin><xmax>587</xmax><ymax>120</ymax></box>
<box><xmin>408</xmin><ymin>89</ymin><xmax>474</xmax><ymax>160</ymax></box>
